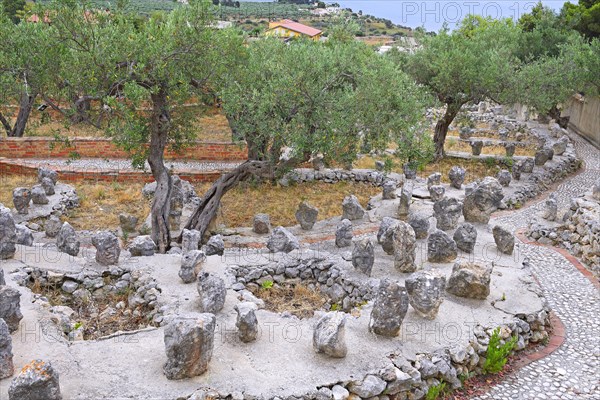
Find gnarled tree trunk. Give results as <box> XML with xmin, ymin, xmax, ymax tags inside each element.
<box><xmin>184</xmin><ymin>160</ymin><xmax>274</xmax><ymax>240</ymax></box>
<box><xmin>148</xmin><ymin>87</ymin><xmax>173</xmax><ymax>253</ymax></box>
<box><xmin>7</xmin><ymin>91</ymin><xmax>36</xmax><ymax>137</ymax></box>
<box><xmin>433</xmin><ymin>101</ymin><xmax>462</xmax><ymax>160</ymax></box>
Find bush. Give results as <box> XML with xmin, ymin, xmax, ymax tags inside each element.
<box><xmin>425</xmin><ymin>382</ymin><xmax>447</xmax><ymax>400</ymax></box>
<box><xmin>483</xmin><ymin>327</ymin><xmax>518</xmax><ymax>374</ymax></box>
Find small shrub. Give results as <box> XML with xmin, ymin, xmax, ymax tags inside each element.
<box><xmin>261</xmin><ymin>280</ymin><xmax>274</xmax><ymax>289</ymax></box>
<box><xmin>483</xmin><ymin>327</ymin><xmax>518</xmax><ymax>374</ymax></box>
<box><xmin>484</xmin><ymin>157</ymin><xmax>496</xmax><ymax>168</ymax></box>
<box><xmin>426</xmin><ymin>382</ymin><xmax>447</xmax><ymax>400</ymax></box>
<box><xmin>383</xmin><ymin>157</ymin><xmax>395</xmax><ymax>173</ymax></box>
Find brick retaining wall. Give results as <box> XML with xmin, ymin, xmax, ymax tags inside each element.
<box><xmin>0</xmin><ymin>158</ymin><xmax>224</xmax><ymax>184</ymax></box>
<box><xmin>0</xmin><ymin>137</ymin><xmax>248</xmax><ymax>161</ymax></box>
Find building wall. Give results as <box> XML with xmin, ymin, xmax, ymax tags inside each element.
<box><xmin>561</xmin><ymin>95</ymin><xmax>600</xmax><ymax>148</ymax></box>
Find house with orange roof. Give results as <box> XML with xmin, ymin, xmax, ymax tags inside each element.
<box><xmin>265</xmin><ymin>19</ymin><xmax>322</xmax><ymax>41</ymax></box>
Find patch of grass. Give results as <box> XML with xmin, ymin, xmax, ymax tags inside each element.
<box><xmin>483</xmin><ymin>327</ymin><xmax>518</xmax><ymax>374</ymax></box>
<box><xmin>196</xmin><ymin>180</ymin><xmax>380</xmax><ymax>229</ymax></box>
<box><xmin>426</xmin><ymin>382</ymin><xmax>447</xmax><ymax>400</ymax></box>
<box><xmin>355</xmin><ymin>155</ymin><xmax>503</xmax><ymax>184</ymax></box>
<box><xmin>1</xmin><ymin>175</ymin><xmax>378</xmax><ymax>231</ymax></box>
<box><xmin>250</xmin><ymin>282</ymin><xmax>329</xmax><ymax>319</ymax></box>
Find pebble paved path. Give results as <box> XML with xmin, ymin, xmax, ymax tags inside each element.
<box><xmin>478</xmin><ymin>130</ymin><xmax>600</xmax><ymax>399</ymax></box>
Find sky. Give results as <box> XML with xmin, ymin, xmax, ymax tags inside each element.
<box><xmin>334</xmin><ymin>1</ymin><xmax>571</xmax><ymax>31</ymax></box>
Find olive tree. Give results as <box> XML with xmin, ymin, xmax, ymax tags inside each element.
<box><xmin>185</xmin><ymin>38</ymin><xmax>429</xmax><ymax>237</ymax></box>
<box><xmin>0</xmin><ymin>14</ymin><xmax>62</xmax><ymax>137</ymax></box>
<box><xmin>46</xmin><ymin>0</ymin><xmax>242</xmax><ymax>252</ymax></box>
<box><xmin>405</xmin><ymin>17</ymin><xmax>520</xmax><ymax>159</ymax></box>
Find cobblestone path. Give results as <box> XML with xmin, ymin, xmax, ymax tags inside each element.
<box><xmin>478</xmin><ymin>131</ymin><xmax>600</xmax><ymax>399</ymax></box>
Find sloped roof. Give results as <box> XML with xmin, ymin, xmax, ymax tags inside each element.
<box><xmin>271</xmin><ymin>19</ymin><xmax>322</xmax><ymax>37</ymax></box>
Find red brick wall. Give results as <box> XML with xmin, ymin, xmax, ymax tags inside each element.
<box><xmin>0</xmin><ymin>158</ymin><xmax>225</xmax><ymax>184</ymax></box>
<box><xmin>0</xmin><ymin>137</ymin><xmax>248</xmax><ymax>161</ymax></box>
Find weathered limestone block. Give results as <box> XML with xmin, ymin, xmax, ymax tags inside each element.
<box><xmin>8</xmin><ymin>360</ymin><xmax>62</xmax><ymax>400</ymax></box>
<box><xmin>382</xmin><ymin>180</ymin><xmax>397</xmax><ymax>200</ymax></box>
<box><xmin>118</xmin><ymin>213</ymin><xmax>138</xmax><ymax>233</ymax></box>
<box><xmin>181</xmin><ymin>229</ymin><xmax>201</xmax><ymax>253</ymax></box>
<box><xmin>179</xmin><ymin>250</ymin><xmax>206</xmax><ymax>284</ymax></box>
<box><xmin>128</xmin><ymin>235</ymin><xmax>155</xmax><ymax>257</ymax></box>
<box><xmin>163</xmin><ymin>314</ymin><xmax>216</xmax><ymax>379</ymax></box>
<box><xmin>13</xmin><ymin>188</ymin><xmax>31</xmax><ymax>215</ymax></box>
<box><xmin>453</xmin><ymin>223</ymin><xmax>477</xmax><ymax>253</ymax></box>
<box><xmin>427</xmin><ymin>172</ymin><xmax>441</xmax><ymax>189</ymax></box>
<box><xmin>448</xmin><ymin>166</ymin><xmax>466</xmax><ymax>189</ymax></box>
<box><xmin>0</xmin><ymin>207</ymin><xmax>17</xmax><ymax>260</ymax></box>
<box><xmin>342</xmin><ymin>195</ymin><xmax>365</xmax><ymax>221</ymax></box>
<box><xmin>234</xmin><ymin>302</ymin><xmax>258</xmax><ymax>343</ymax></box>
<box><xmin>377</xmin><ymin>217</ymin><xmax>397</xmax><ymax>255</ymax></box>
<box><xmin>44</xmin><ymin>215</ymin><xmax>62</xmax><ymax>238</ymax></box>
<box><xmin>369</xmin><ymin>279</ymin><xmax>409</xmax><ymax>337</ymax></box>
<box><xmin>429</xmin><ymin>185</ymin><xmax>445</xmax><ymax>203</ymax></box>
<box><xmin>433</xmin><ymin>197</ymin><xmax>463</xmax><ymax>230</ymax></box>
<box><xmin>405</xmin><ymin>271</ymin><xmax>446</xmax><ymax>319</ymax></box>
<box><xmin>0</xmin><ymin>287</ymin><xmax>23</xmax><ymax>332</ymax></box>
<box><xmin>252</xmin><ymin>214</ymin><xmax>271</xmax><ymax>234</ymax></box>
<box><xmin>38</xmin><ymin>168</ymin><xmax>58</xmax><ymax>185</ymax></box>
<box><xmin>313</xmin><ymin>311</ymin><xmax>347</xmax><ymax>358</ymax></box>
<box><xmin>446</xmin><ymin>262</ymin><xmax>492</xmax><ymax>299</ymax></box>
<box><xmin>40</xmin><ymin>177</ymin><xmax>55</xmax><ymax>196</ymax></box>
<box><xmin>427</xmin><ymin>230</ymin><xmax>457</xmax><ymax>263</ymax></box>
<box><xmin>393</xmin><ymin>222</ymin><xmax>417</xmax><ymax>272</ymax></box>
<box><xmin>203</xmin><ymin>234</ymin><xmax>225</xmax><ymax>256</ymax></box>
<box><xmin>91</xmin><ymin>231</ymin><xmax>120</xmax><ymax>266</ymax></box>
<box><xmin>56</xmin><ymin>222</ymin><xmax>80</xmax><ymax>257</ymax></box>
<box><xmin>492</xmin><ymin>225</ymin><xmax>515</xmax><ymax>255</ymax></box>
<box><xmin>15</xmin><ymin>224</ymin><xmax>33</xmax><ymax>246</ymax></box>
<box><xmin>408</xmin><ymin>212</ymin><xmax>430</xmax><ymax>239</ymax></box>
<box><xmin>335</xmin><ymin>219</ymin><xmax>353</xmax><ymax>248</ymax></box>
<box><xmin>197</xmin><ymin>273</ymin><xmax>226</xmax><ymax>313</ymax></box>
<box><xmin>296</xmin><ymin>201</ymin><xmax>319</xmax><ymax>230</ymax></box>
<box><xmin>463</xmin><ymin>177</ymin><xmax>504</xmax><ymax>224</ymax></box>
<box><xmin>496</xmin><ymin>170</ymin><xmax>511</xmax><ymax>187</ymax></box>
<box><xmin>267</xmin><ymin>227</ymin><xmax>299</xmax><ymax>253</ymax></box>
<box><xmin>0</xmin><ymin>318</ymin><xmax>14</xmax><ymax>379</ymax></box>
<box><xmin>352</xmin><ymin>238</ymin><xmax>375</xmax><ymax>276</ymax></box>
<box><xmin>31</xmin><ymin>185</ymin><xmax>49</xmax><ymax>205</ymax></box>
<box><xmin>398</xmin><ymin>183</ymin><xmax>413</xmax><ymax>219</ymax></box>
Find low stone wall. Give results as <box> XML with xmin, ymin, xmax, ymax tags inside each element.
<box><xmin>17</xmin><ymin>264</ymin><xmax>165</xmax><ymax>339</ymax></box>
<box><xmin>529</xmin><ymin>193</ymin><xmax>600</xmax><ymax>277</ymax></box>
<box><xmin>283</xmin><ymin>168</ymin><xmax>396</xmax><ymax>187</ymax></box>
<box><xmin>228</xmin><ymin>252</ymin><xmax>377</xmax><ymax>311</ymax></box>
<box><xmin>0</xmin><ymin>137</ymin><xmax>248</xmax><ymax>161</ymax></box>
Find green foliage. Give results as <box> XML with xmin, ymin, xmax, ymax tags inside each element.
<box><xmin>561</xmin><ymin>0</ymin><xmax>600</xmax><ymax>39</ymax></box>
<box><xmin>221</xmin><ymin>38</ymin><xmax>428</xmax><ymax>171</ymax></box>
<box><xmin>425</xmin><ymin>382</ymin><xmax>447</xmax><ymax>400</ymax></box>
<box><xmin>1</xmin><ymin>0</ymin><xmax>26</xmax><ymax>23</ymax></box>
<box><xmin>260</xmin><ymin>280</ymin><xmax>274</xmax><ymax>289</ymax></box>
<box><xmin>483</xmin><ymin>327</ymin><xmax>518</xmax><ymax>374</ymax></box>
<box><xmin>383</xmin><ymin>157</ymin><xmax>394</xmax><ymax>173</ymax></box>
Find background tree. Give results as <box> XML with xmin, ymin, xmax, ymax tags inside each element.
<box><xmin>561</xmin><ymin>0</ymin><xmax>600</xmax><ymax>39</ymax></box>
<box><xmin>1</xmin><ymin>0</ymin><xmax>26</xmax><ymax>23</ymax></box>
<box><xmin>46</xmin><ymin>0</ymin><xmax>243</xmax><ymax>252</ymax></box>
<box><xmin>404</xmin><ymin>17</ymin><xmax>519</xmax><ymax>159</ymax></box>
<box><xmin>0</xmin><ymin>14</ymin><xmax>62</xmax><ymax>137</ymax></box>
<box><xmin>185</xmin><ymin>38</ymin><xmax>429</xmax><ymax>238</ymax></box>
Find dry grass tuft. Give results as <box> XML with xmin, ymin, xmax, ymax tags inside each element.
<box><xmin>195</xmin><ymin>181</ymin><xmax>380</xmax><ymax>228</ymax></box>
<box><xmin>250</xmin><ymin>282</ymin><xmax>329</xmax><ymax>318</ymax></box>
<box><xmin>64</xmin><ymin>181</ymin><xmax>150</xmax><ymax>231</ymax></box>
<box><xmin>1</xmin><ymin>175</ymin><xmax>378</xmax><ymax>230</ymax></box>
